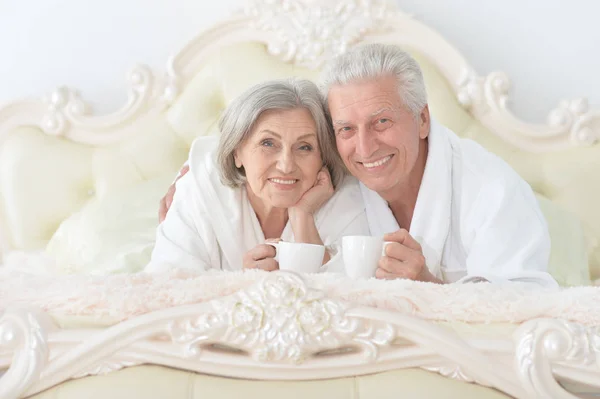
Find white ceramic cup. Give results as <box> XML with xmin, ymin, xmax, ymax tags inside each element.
<box><xmin>342</xmin><ymin>236</ymin><xmax>393</xmax><ymax>279</ymax></box>
<box><xmin>265</xmin><ymin>241</ymin><xmax>325</xmax><ymax>274</ymax></box>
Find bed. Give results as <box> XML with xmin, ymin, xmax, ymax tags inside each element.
<box><xmin>1</xmin><ymin>0</ymin><xmax>600</xmax><ymax>398</ymax></box>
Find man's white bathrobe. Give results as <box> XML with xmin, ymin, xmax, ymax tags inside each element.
<box><xmin>360</xmin><ymin>119</ymin><xmax>558</xmax><ymax>287</ymax></box>
<box><xmin>146</xmin><ymin>136</ymin><xmax>369</xmax><ymax>272</ymax></box>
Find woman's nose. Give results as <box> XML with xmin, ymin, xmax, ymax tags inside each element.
<box><xmin>276</xmin><ymin>150</ymin><xmax>297</xmax><ymax>174</ymax></box>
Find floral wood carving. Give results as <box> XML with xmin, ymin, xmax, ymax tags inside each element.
<box><xmin>39</xmin><ymin>65</ymin><xmax>156</xmax><ymax>137</ymax></box>
<box><xmin>168</xmin><ymin>271</ymin><xmax>396</xmax><ymax>364</ymax></box>
<box><xmin>457</xmin><ymin>68</ymin><xmax>599</xmax><ymax>148</ymax></box>
<box><xmin>0</xmin><ymin>308</ymin><xmax>52</xmax><ymax>399</ymax></box>
<box><xmin>41</xmin><ymin>87</ymin><xmax>90</xmax><ymax>136</ymax></box>
<box><xmin>72</xmin><ymin>358</ymin><xmax>141</xmax><ymax>379</ymax></box>
<box><xmin>241</xmin><ymin>0</ymin><xmax>396</xmax><ymax>69</ymax></box>
<box><xmin>515</xmin><ymin>319</ymin><xmax>600</xmax><ymax>399</ymax></box>
<box><xmin>547</xmin><ymin>98</ymin><xmax>600</xmax><ymax>146</ymax></box>
<box><xmin>423</xmin><ymin>364</ymin><xmax>490</xmax><ymax>387</ymax></box>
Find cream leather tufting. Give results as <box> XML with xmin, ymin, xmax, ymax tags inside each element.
<box><xmin>28</xmin><ymin>365</ymin><xmax>511</xmax><ymax>399</ymax></box>
<box><xmin>1</xmin><ymin>42</ymin><xmax>599</xmax><ymax>280</ymax></box>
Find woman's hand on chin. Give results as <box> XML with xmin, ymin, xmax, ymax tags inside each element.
<box><xmin>289</xmin><ymin>167</ymin><xmax>334</xmax><ymax>218</ymax></box>
<box><xmin>243</xmin><ymin>243</ymin><xmax>279</xmax><ymax>271</ymax></box>
<box><xmin>287</xmin><ymin>167</ymin><xmax>332</xmax><ymax>263</ymax></box>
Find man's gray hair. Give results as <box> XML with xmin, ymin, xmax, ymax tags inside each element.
<box><xmin>217</xmin><ymin>78</ymin><xmax>345</xmax><ymax>188</ymax></box>
<box><xmin>320</xmin><ymin>43</ymin><xmax>428</xmax><ymax>116</ymax></box>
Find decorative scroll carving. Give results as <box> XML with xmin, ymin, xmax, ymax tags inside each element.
<box><xmin>515</xmin><ymin>319</ymin><xmax>600</xmax><ymax>399</ymax></box>
<box><xmin>0</xmin><ymin>308</ymin><xmax>52</xmax><ymax>399</ymax></box>
<box><xmin>169</xmin><ymin>272</ymin><xmax>396</xmax><ymax>364</ymax></box>
<box><xmin>242</xmin><ymin>0</ymin><xmax>395</xmax><ymax>69</ymax></box>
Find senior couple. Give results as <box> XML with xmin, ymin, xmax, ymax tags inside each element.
<box><xmin>147</xmin><ymin>43</ymin><xmax>558</xmax><ymax>287</ymax></box>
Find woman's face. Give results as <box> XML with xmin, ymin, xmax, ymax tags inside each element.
<box><xmin>234</xmin><ymin>108</ymin><xmax>323</xmax><ymax>209</ymax></box>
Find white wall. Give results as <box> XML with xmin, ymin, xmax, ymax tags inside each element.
<box><xmin>1</xmin><ymin>0</ymin><xmax>598</xmax><ymax>122</ymax></box>
<box><xmin>397</xmin><ymin>0</ymin><xmax>600</xmax><ymax>122</ymax></box>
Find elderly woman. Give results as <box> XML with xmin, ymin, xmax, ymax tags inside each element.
<box><xmin>146</xmin><ymin>78</ymin><xmax>368</xmax><ymax>272</ymax></box>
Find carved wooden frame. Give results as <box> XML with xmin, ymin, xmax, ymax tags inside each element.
<box><xmin>1</xmin><ymin>272</ymin><xmax>599</xmax><ymax>398</ymax></box>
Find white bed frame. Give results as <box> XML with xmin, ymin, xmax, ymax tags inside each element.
<box><xmin>3</xmin><ymin>272</ymin><xmax>600</xmax><ymax>399</ymax></box>
<box><xmin>1</xmin><ymin>1</ymin><xmax>600</xmax><ymax>398</ymax></box>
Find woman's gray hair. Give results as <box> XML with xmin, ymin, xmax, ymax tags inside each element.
<box><xmin>217</xmin><ymin>78</ymin><xmax>345</xmax><ymax>188</ymax></box>
<box><xmin>320</xmin><ymin>43</ymin><xmax>427</xmax><ymax>117</ymax></box>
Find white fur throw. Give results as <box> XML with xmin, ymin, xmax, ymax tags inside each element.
<box><xmin>2</xmin><ymin>253</ymin><xmax>599</xmax><ymax>326</ymax></box>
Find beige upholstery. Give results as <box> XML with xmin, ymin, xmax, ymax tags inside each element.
<box><xmin>44</xmin><ymin>173</ymin><xmax>176</xmax><ymax>274</ymax></box>
<box><xmin>28</xmin><ymin>365</ymin><xmax>510</xmax><ymax>399</ymax></box>
<box><xmin>0</xmin><ymin>116</ymin><xmax>189</xmax><ymax>251</ymax></box>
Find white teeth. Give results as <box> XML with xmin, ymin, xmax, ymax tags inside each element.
<box><xmin>363</xmin><ymin>155</ymin><xmax>392</xmax><ymax>168</ymax></box>
<box><xmin>270</xmin><ymin>178</ymin><xmax>297</xmax><ymax>185</ymax></box>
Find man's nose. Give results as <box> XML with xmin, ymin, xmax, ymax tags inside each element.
<box><xmin>355</xmin><ymin>128</ymin><xmax>377</xmax><ymax>159</ymax></box>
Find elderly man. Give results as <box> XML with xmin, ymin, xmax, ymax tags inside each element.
<box><xmin>160</xmin><ymin>43</ymin><xmax>557</xmax><ymax>287</ymax></box>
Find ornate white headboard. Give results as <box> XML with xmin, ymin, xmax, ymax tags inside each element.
<box><xmin>1</xmin><ymin>0</ymin><xmax>599</xmax><ymax>278</ymax></box>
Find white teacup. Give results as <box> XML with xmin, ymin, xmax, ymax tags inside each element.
<box><xmin>342</xmin><ymin>236</ymin><xmax>392</xmax><ymax>279</ymax></box>
<box><xmin>266</xmin><ymin>241</ymin><xmax>325</xmax><ymax>273</ymax></box>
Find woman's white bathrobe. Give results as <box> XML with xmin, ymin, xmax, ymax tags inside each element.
<box><xmin>147</xmin><ymin>136</ymin><xmax>369</xmax><ymax>272</ymax></box>
<box><xmin>360</xmin><ymin>119</ymin><xmax>558</xmax><ymax>287</ymax></box>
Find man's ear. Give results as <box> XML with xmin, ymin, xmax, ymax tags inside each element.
<box><xmin>419</xmin><ymin>105</ymin><xmax>431</xmax><ymax>140</ymax></box>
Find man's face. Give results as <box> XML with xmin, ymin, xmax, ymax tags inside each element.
<box><xmin>328</xmin><ymin>75</ymin><xmax>430</xmax><ymax>196</ymax></box>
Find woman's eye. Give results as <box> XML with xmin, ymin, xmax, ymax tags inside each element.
<box><xmin>299</xmin><ymin>144</ymin><xmax>313</xmax><ymax>151</ymax></box>
<box><xmin>261</xmin><ymin>139</ymin><xmax>274</xmax><ymax>147</ymax></box>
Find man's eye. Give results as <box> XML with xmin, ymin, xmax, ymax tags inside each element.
<box><xmin>378</xmin><ymin>118</ymin><xmax>389</xmax><ymax>124</ymax></box>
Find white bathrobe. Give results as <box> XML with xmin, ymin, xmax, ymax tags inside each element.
<box><xmin>361</xmin><ymin>120</ymin><xmax>558</xmax><ymax>287</ymax></box>
<box><xmin>147</xmin><ymin>136</ymin><xmax>369</xmax><ymax>272</ymax></box>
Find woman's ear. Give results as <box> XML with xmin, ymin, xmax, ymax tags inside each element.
<box><xmin>234</xmin><ymin>150</ymin><xmax>242</xmax><ymax>168</ymax></box>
